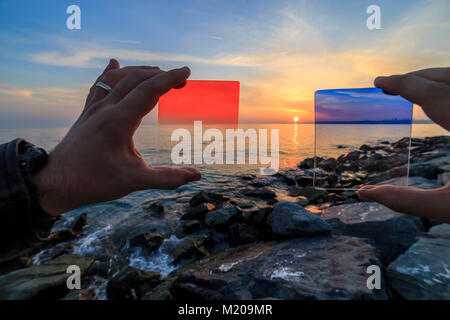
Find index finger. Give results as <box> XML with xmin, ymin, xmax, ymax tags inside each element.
<box><xmin>117</xmin><ymin>66</ymin><xmax>191</xmax><ymax>120</ymax></box>
<box><xmin>374</xmin><ymin>73</ymin><xmax>445</xmax><ymax>106</ymax></box>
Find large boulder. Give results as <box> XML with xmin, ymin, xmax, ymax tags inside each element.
<box><xmin>266</xmin><ymin>201</ymin><xmax>331</xmax><ymax>237</ymax></box>
<box><xmin>0</xmin><ymin>254</ymin><xmax>93</xmax><ymax>300</ymax></box>
<box><xmin>143</xmin><ymin>236</ymin><xmax>388</xmax><ymax>300</ymax></box>
<box><xmin>387</xmin><ymin>224</ymin><xmax>450</xmax><ymax>299</ymax></box>
<box><xmin>321</xmin><ymin>202</ymin><xmax>423</xmax><ymax>263</ymax></box>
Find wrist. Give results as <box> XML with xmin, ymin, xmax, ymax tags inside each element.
<box><xmin>33</xmin><ymin>164</ymin><xmax>62</xmax><ymax>217</ymax></box>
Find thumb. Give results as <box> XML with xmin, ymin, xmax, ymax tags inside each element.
<box><xmin>143</xmin><ymin>167</ymin><xmax>201</xmax><ymax>190</ymax></box>
<box><xmin>357</xmin><ymin>184</ymin><xmax>450</xmax><ymax>223</ymax></box>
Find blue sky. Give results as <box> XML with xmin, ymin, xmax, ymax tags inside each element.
<box><xmin>0</xmin><ymin>0</ymin><xmax>449</xmax><ymax>127</ymax></box>
<box><xmin>315</xmin><ymin>88</ymin><xmax>413</xmax><ymax>122</ymax></box>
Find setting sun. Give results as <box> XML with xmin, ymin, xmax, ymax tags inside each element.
<box><xmin>293</xmin><ymin>116</ymin><xmax>299</xmax><ymax>122</ymax></box>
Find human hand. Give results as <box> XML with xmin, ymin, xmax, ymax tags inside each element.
<box><xmin>374</xmin><ymin>67</ymin><xmax>450</xmax><ymax>131</ymax></box>
<box><xmin>357</xmin><ymin>67</ymin><xmax>450</xmax><ymax>222</ymax></box>
<box><xmin>357</xmin><ymin>183</ymin><xmax>450</xmax><ymax>223</ymax></box>
<box><xmin>33</xmin><ymin>59</ymin><xmax>201</xmax><ymax>216</ymax></box>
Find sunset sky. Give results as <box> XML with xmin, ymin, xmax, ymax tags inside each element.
<box><xmin>0</xmin><ymin>0</ymin><xmax>449</xmax><ymax>128</ymax></box>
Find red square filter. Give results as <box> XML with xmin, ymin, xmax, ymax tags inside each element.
<box><xmin>158</xmin><ymin>80</ymin><xmax>240</xmax><ymax>124</ymax></box>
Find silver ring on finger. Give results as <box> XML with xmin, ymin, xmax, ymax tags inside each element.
<box><xmin>95</xmin><ymin>81</ymin><xmax>112</xmax><ymax>93</ymax></box>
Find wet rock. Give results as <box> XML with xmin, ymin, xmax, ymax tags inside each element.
<box><xmin>46</xmin><ymin>229</ymin><xmax>80</xmax><ymax>246</ymax></box>
<box><xmin>321</xmin><ymin>202</ymin><xmax>423</xmax><ymax>263</ymax></box>
<box><xmin>205</xmin><ymin>206</ymin><xmax>241</xmax><ymax>229</ymax></box>
<box><xmin>106</xmin><ymin>266</ymin><xmax>161</xmax><ymax>300</ymax></box>
<box><xmin>344</xmin><ymin>151</ymin><xmax>361</xmax><ymax>161</ymax></box>
<box><xmin>295</xmin><ymin>175</ymin><xmax>314</xmax><ymax>187</ymax></box>
<box><xmin>180</xmin><ymin>220</ymin><xmax>203</xmax><ymax>235</ymax></box>
<box><xmin>241</xmin><ymin>188</ymin><xmax>276</xmax><ymax>200</ymax></box>
<box><xmin>438</xmin><ymin>172</ymin><xmax>450</xmax><ymax>186</ymax></box>
<box><xmin>182</xmin><ymin>203</ymin><xmax>215</xmax><ymax>220</ymax></box>
<box><xmin>320</xmin><ymin>158</ymin><xmax>338</xmax><ymax>171</ymax></box>
<box><xmin>240</xmin><ymin>174</ymin><xmax>255</xmax><ymax>180</ymax></box>
<box><xmin>147</xmin><ymin>202</ymin><xmax>165</xmax><ymax>217</ymax></box>
<box><xmin>360</xmin><ymin>144</ymin><xmax>371</xmax><ymax>152</ymax></box>
<box><xmin>71</xmin><ymin>213</ymin><xmax>87</xmax><ymax>233</ymax></box>
<box><xmin>0</xmin><ymin>254</ymin><xmax>93</xmax><ymax>300</ymax></box>
<box><xmin>160</xmin><ymin>236</ymin><xmax>387</xmax><ymax>300</ymax></box>
<box><xmin>229</xmin><ymin>223</ymin><xmax>263</xmax><ymax>246</ymax></box>
<box><xmin>298</xmin><ymin>157</ymin><xmax>315</xmax><ymax>169</ymax></box>
<box><xmin>189</xmin><ymin>191</ymin><xmax>227</xmax><ymax>207</ymax></box>
<box><xmin>376</xmin><ymin>176</ymin><xmax>440</xmax><ymax>189</ymax></box>
<box><xmin>289</xmin><ymin>187</ymin><xmax>328</xmax><ymax>203</ymax></box>
<box><xmin>230</xmin><ymin>199</ymin><xmax>255</xmax><ymax>209</ymax></box>
<box><xmin>171</xmin><ymin>235</ymin><xmax>214</xmax><ymax>263</ymax></box>
<box><xmin>266</xmin><ymin>201</ymin><xmax>331</xmax><ymax>237</ymax></box>
<box><xmin>296</xmin><ymin>196</ymin><xmax>309</xmax><ymax>207</ymax></box>
<box><xmin>241</xmin><ymin>207</ymin><xmax>272</xmax><ymax>227</ymax></box>
<box><xmin>127</xmin><ymin>231</ymin><xmax>165</xmax><ymax>255</ymax></box>
<box><xmin>365</xmin><ymin>165</ymin><xmax>407</xmax><ymax>184</ymax></box>
<box><xmin>387</xmin><ymin>224</ymin><xmax>450</xmax><ymax>299</ymax></box>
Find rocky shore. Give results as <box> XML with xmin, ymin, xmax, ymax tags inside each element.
<box><xmin>0</xmin><ymin>136</ymin><xmax>449</xmax><ymax>300</ymax></box>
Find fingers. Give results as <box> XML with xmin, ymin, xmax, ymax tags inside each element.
<box><xmin>374</xmin><ymin>73</ymin><xmax>446</xmax><ymax>106</ymax></box>
<box><xmin>90</xmin><ymin>65</ymin><xmax>160</xmax><ymax>104</ymax></box>
<box><xmin>142</xmin><ymin>166</ymin><xmax>201</xmax><ymax>190</ymax></box>
<box><xmin>357</xmin><ymin>184</ymin><xmax>450</xmax><ymax>223</ymax></box>
<box><xmin>117</xmin><ymin>66</ymin><xmax>191</xmax><ymax>121</ymax></box>
<box><xmin>407</xmin><ymin>67</ymin><xmax>450</xmax><ymax>86</ymax></box>
<box><xmin>86</xmin><ymin>59</ymin><xmax>120</xmax><ymax>105</ymax></box>
<box><xmin>107</xmin><ymin>68</ymin><xmax>163</xmax><ymax>103</ymax></box>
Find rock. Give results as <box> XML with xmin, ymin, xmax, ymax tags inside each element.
<box><xmin>376</xmin><ymin>176</ymin><xmax>440</xmax><ymax>189</ymax></box>
<box><xmin>266</xmin><ymin>201</ymin><xmax>331</xmax><ymax>237</ymax></box>
<box><xmin>147</xmin><ymin>202</ymin><xmax>165</xmax><ymax>217</ymax></box>
<box><xmin>0</xmin><ymin>254</ymin><xmax>93</xmax><ymax>300</ymax></box>
<box><xmin>127</xmin><ymin>231</ymin><xmax>165</xmax><ymax>255</ymax></box>
<box><xmin>182</xmin><ymin>203</ymin><xmax>215</xmax><ymax>220</ymax></box>
<box><xmin>241</xmin><ymin>207</ymin><xmax>272</xmax><ymax>227</ymax></box>
<box><xmin>229</xmin><ymin>223</ymin><xmax>263</xmax><ymax>245</ymax></box>
<box><xmin>205</xmin><ymin>207</ymin><xmax>241</xmax><ymax>228</ymax></box>
<box><xmin>230</xmin><ymin>199</ymin><xmax>255</xmax><ymax>209</ymax></box>
<box><xmin>240</xmin><ymin>174</ymin><xmax>255</xmax><ymax>180</ymax></box>
<box><xmin>360</xmin><ymin>144</ymin><xmax>371</xmax><ymax>152</ymax></box>
<box><xmin>159</xmin><ymin>236</ymin><xmax>387</xmax><ymax>300</ymax></box>
<box><xmin>106</xmin><ymin>266</ymin><xmax>161</xmax><ymax>300</ymax></box>
<box><xmin>71</xmin><ymin>213</ymin><xmax>87</xmax><ymax>233</ymax></box>
<box><xmin>181</xmin><ymin>220</ymin><xmax>203</xmax><ymax>235</ymax></box>
<box><xmin>365</xmin><ymin>165</ymin><xmax>408</xmax><ymax>184</ymax></box>
<box><xmin>46</xmin><ymin>229</ymin><xmax>80</xmax><ymax>246</ymax></box>
<box><xmin>344</xmin><ymin>151</ymin><xmax>361</xmax><ymax>161</ymax></box>
<box><xmin>321</xmin><ymin>202</ymin><xmax>423</xmax><ymax>263</ymax></box>
<box><xmin>296</xmin><ymin>196</ymin><xmax>309</xmax><ymax>207</ymax></box>
<box><xmin>295</xmin><ymin>175</ymin><xmax>314</xmax><ymax>187</ymax></box>
<box><xmin>298</xmin><ymin>158</ymin><xmax>315</xmax><ymax>169</ymax></box>
<box><xmin>241</xmin><ymin>188</ymin><xmax>276</xmax><ymax>200</ymax></box>
<box><xmin>320</xmin><ymin>158</ymin><xmax>338</xmax><ymax>171</ymax></box>
<box><xmin>289</xmin><ymin>187</ymin><xmax>327</xmax><ymax>203</ymax></box>
<box><xmin>438</xmin><ymin>172</ymin><xmax>450</xmax><ymax>186</ymax></box>
<box><xmin>171</xmin><ymin>235</ymin><xmax>214</xmax><ymax>263</ymax></box>
<box><xmin>189</xmin><ymin>191</ymin><xmax>227</xmax><ymax>207</ymax></box>
<box><xmin>387</xmin><ymin>224</ymin><xmax>450</xmax><ymax>299</ymax></box>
